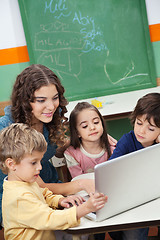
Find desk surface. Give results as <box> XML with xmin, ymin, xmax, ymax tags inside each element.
<box><xmin>66</xmin><ymin>198</ymin><xmax>160</xmax><ymax>235</ymax></box>
<box><xmin>66</xmin><ymin>173</ymin><xmax>160</xmax><ymax>235</ymax></box>
<box><xmin>66</xmin><ymin>86</ymin><xmax>160</xmax><ymax>120</ymax></box>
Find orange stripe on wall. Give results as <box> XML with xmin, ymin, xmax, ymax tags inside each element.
<box><xmin>149</xmin><ymin>23</ymin><xmax>160</xmax><ymax>42</ymax></box>
<box><xmin>0</xmin><ymin>46</ymin><xmax>29</xmax><ymax>66</ymax></box>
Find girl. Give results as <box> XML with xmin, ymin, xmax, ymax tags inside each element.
<box><xmin>64</xmin><ymin>102</ymin><xmax>115</xmax><ymax>178</ymax></box>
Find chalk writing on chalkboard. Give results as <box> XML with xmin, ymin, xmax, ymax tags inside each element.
<box><xmin>36</xmin><ymin>1</ymin><xmax>109</xmax><ymax>83</ymax></box>
<box><xmin>19</xmin><ymin>0</ymin><xmax>156</xmax><ymax>100</ymax></box>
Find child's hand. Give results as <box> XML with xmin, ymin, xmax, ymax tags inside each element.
<box><xmin>76</xmin><ymin>192</ymin><xmax>107</xmax><ymax>219</ymax></box>
<box><xmin>86</xmin><ymin>192</ymin><xmax>108</xmax><ymax>213</ymax></box>
<box><xmin>156</xmin><ymin>135</ymin><xmax>160</xmax><ymax>143</ymax></box>
<box><xmin>58</xmin><ymin>195</ymin><xmax>85</xmax><ymax>208</ymax></box>
<box><xmin>108</xmin><ymin>134</ymin><xmax>117</xmax><ymax>147</ymax></box>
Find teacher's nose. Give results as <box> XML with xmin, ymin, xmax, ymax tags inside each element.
<box><xmin>46</xmin><ymin>100</ymin><xmax>56</xmax><ymax>111</ymax></box>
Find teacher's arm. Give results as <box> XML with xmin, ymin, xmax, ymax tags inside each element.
<box><xmin>36</xmin><ymin>176</ymin><xmax>94</xmax><ymax>196</ymax></box>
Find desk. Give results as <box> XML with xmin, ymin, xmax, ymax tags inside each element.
<box><xmin>66</xmin><ymin>199</ymin><xmax>160</xmax><ymax>240</ymax></box>
<box><xmin>66</xmin><ymin>173</ymin><xmax>160</xmax><ymax>240</ymax></box>
<box><xmin>66</xmin><ymin>86</ymin><xmax>160</xmax><ymax>120</ymax></box>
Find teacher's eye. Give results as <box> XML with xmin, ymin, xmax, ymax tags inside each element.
<box><xmin>36</xmin><ymin>99</ymin><xmax>45</xmax><ymax>103</ymax></box>
<box><xmin>52</xmin><ymin>95</ymin><xmax>59</xmax><ymax>101</ymax></box>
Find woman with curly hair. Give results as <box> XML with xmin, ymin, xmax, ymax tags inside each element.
<box><xmin>0</xmin><ymin>64</ymin><xmax>98</xmax><ymax>227</ymax></box>
<box><xmin>10</xmin><ymin>64</ymin><xmax>68</xmax><ymax>184</ymax></box>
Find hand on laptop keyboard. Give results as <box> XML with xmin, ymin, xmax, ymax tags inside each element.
<box><xmin>76</xmin><ymin>192</ymin><xmax>108</xmax><ymax>220</ymax></box>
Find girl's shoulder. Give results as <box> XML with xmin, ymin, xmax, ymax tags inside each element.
<box><xmin>65</xmin><ymin>145</ymin><xmax>81</xmax><ymax>155</ymax></box>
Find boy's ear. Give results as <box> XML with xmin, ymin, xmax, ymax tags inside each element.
<box><xmin>156</xmin><ymin>135</ymin><xmax>160</xmax><ymax>143</ymax></box>
<box><xmin>5</xmin><ymin>158</ymin><xmax>16</xmax><ymax>171</ymax></box>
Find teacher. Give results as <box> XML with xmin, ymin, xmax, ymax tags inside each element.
<box><xmin>0</xmin><ymin>64</ymin><xmax>116</xmax><ymax>227</ymax></box>
<box><xmin>0</xmin><ymin>64</ymin><xmax>94</xmax><ymax>223</ymax></box>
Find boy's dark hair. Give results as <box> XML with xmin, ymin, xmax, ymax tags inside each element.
<box><xmin>69</xmin><ymin>102</ymin><xmax>111</xmax><ymax>158</ymax></box>
<box><xmin>130</xmin><ymin>93</ymin><xmax>160</xmax><ymax>127</ymax></box>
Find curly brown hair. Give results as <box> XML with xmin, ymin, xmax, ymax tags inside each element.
<box><xmin>11</xmin><ymin>64</ymin><xmax>68</xmax><ymax>147</ymax></box>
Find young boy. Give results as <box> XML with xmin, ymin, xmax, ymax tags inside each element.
<box><xmin>108</xmin><ymin>92</ymin><xmax>160</xmax><ymax>240</ymax></box>
<box><xmin>0</xmin><ymin>123</ymin><xmax>107</xmax><ymax>240</ymax></box>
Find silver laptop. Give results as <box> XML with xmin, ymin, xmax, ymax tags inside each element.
<box><xmin>86</xmin><ymin>143</ymin><xmax>160</xmax><ymax>222</ymax></box>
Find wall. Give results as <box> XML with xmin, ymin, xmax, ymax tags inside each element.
<box><xmin>0</xmin><ymin>0</ymin><xmax>160</xmax><ymax>139</ymax></box>
<box><xmin>0</xmin><ymin>0</ymin><xmax>160</xmax><ymax>102</ymax></box>
<box><xmin>0</xmin><ymin>0</ymin><xmax>29</xmax><ymax>101</ymax></box>
<box><xmin>145</xmin><ymin>0</ymin><xmax>160</xmax><ymax>82</ymax></box>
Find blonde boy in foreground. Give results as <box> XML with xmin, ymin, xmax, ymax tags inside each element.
<box><xmin>0</xmin><ymin>123</ymin><xmax>107</xmax><ymax>240</ymax></box>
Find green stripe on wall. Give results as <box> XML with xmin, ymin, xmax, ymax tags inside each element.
<box><xmin>0</xmin><ymin>62</ymin><xmax>30</xmax><ymax>101</ymax></box>
<box><xmin>152</xmin><ymin>41</ymin><xmax>160</xmax><ymax>78</ymax></box>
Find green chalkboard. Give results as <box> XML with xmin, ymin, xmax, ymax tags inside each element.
<box><xmin>18</xmin><ymin>0</ymin><xmax>156</xmax><ymax>101</ymax></box>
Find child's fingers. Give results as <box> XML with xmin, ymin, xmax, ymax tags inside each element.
<box><xmin>90</xmin><ymin>192</ymin><xmax>107</xmax><ymax>199</ymax></box>
<box><xmin>94</xmin><ymin>196</ymin><xmax>108</xmax><ymax>206</ymax></box>
<box><xmin>95</xmin><ymin>202</ymin><xmax>106</xmax><ymax>210</ymax></box>
<box><xmin>60</xmin><ymin>201</ymin><xmax>70</xmax><ymax>208</ymax></box>
<box><xmin>89</xmin><ymin>193</ymin><xmax>107</xmax><ymax>206</ymax></box>
<box><xmin>108</xmin><ymin>134</ymin><xmax>117</xmax><ymax>146</ymax></box>
<box><xmin>93</xmin><ymin>197</ymin><xmax>107</xmax><ymax>211</ymax></box>
<box><xmin>74</xmin><ymin>196</ymin><xmax>85</xmax><ymax>206</ymax></box>
<box><xmin>89</xmin><ymin>192</ymin><xmax>95</xmax><ymax>197</ymax></box>
<box><xmin>62</xmin><ymin>195</ymin><xmax>85</xmax><ymax>207</ymax></box>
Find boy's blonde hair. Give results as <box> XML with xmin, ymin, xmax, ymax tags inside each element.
<box><xmin>0</xmin><ymin>123</ymin><xmax>47</xmax><ymax>174</ymax></box>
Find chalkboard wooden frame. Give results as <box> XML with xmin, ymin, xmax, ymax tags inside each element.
<box><xmin>18</xmin><ymin>0</ymin><xmax>157</xmax><ymax>101</ymax></box>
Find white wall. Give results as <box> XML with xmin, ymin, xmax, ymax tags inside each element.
<box><xmin>0</xmin><ymin>0</ymin><xmax>26</xmax><ymax>50</ymax></box>
<box><xmin>145</xmin><ymin>0</ymin><xmax>160</xmax><ymax>25</ymax></box>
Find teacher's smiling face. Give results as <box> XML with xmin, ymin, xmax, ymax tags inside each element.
<box><xmin>30</xmin><ymin>84</ymin><xmax>59</xmax><ymax>124</ymax></box>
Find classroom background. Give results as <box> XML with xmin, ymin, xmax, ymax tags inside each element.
<box><xmin>0</xmin><ymin>0</ymin><xmax>160</xmax><ymax>140</ymax></box>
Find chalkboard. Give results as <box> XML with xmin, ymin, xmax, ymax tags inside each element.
<box><xmin>18</xmin><ymin>0</ymin><xmax>156</xmax><ymax>101</ymax></box>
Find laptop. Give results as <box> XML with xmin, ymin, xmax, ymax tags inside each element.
<box><xmin>85</xmin><ymin>143</ymin><xmax>160</xmax><ymax>222</ymax></box>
